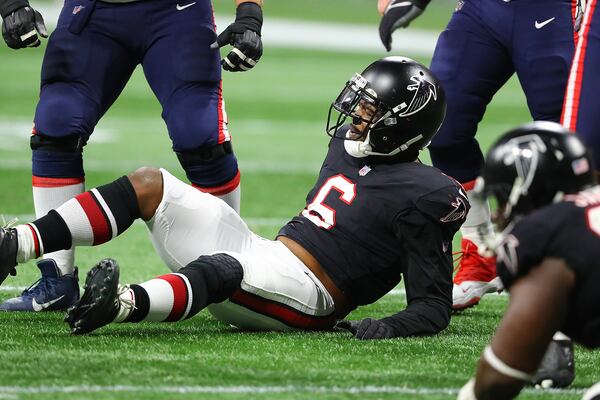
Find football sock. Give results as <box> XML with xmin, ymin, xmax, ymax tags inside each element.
<box><xmin>460</xmin><ymin>182</ymin><xmax>495</xmax><ymax>249</ymax></box>
<box><xmin>15</xmin><ymin>176</ymin><xmax>140</xmax><ymax>262</ymax></box>
<box><xmin>217</xmin><ymin>184</ymin><xmax>241</xmax><ymax>214</ymax></box>
<box><xmin>117</xmin><ymin>254</ymin><xmax>243</xmax><ymax>323</ymax></box>
<box><xmin>32</xmin><ymin>177</ymin><xmax>84</xmax><ymax>275</ymax></box>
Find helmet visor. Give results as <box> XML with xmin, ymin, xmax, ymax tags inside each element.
<box><xmin>326</xmin><ymin>73</ymin><xmax>386</xmax><ymax>140</ymax></box>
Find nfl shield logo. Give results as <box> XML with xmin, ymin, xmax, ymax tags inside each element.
<box><xmin>359</xmin><ymin>165</ymin><xmax>371</xmax><ymax>176</ymax></box>
<box><xmin>72</xmin><ymin>5</ymin><xmax>86</xmax><ymax>14</ymax></box>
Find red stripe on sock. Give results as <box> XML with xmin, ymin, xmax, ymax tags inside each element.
<box><xmin>230</xmin><ymin>289</ymin><xmax>335</xmax><ymax>331</ymax></box>
<box><xmin>32</xmin><ymin>176</ymin><xmax>84</xmax><ymax>188</ymax></box>
<box><xmin>159</xmin><ymin>274</ymin><xmax>188</xmax><ymax>322</ymax></box>
<box><xmin>26</xmin><ymin>224</ymin><xmax>41</xmax><ymax>258</ymax></box>
<box><xmin>193</xmin><ymin>170</ymin><xmax>241</xmax><ymax>196</ymax></box>
<box><xmin>75</xmin><ymin>192</ymin><xmax>110</xmax><ymax>245</ymax></box>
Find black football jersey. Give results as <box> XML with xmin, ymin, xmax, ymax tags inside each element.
<box><xmin>496</xmin><ymin>186</ymin><xmax>600</xmax><ymax>348</ymax></box>
<box><xmin>278</xmin><ymin>135</ymin><xmax>468</xmax><ymax>336</ymax></box>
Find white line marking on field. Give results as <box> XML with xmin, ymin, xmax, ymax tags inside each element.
<box><xmin>0</xmin><ymin>385</ymin><xmax>588</xmax><ymax>396</ymax></box>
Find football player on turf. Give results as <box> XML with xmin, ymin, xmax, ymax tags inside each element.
<box><xmin>0</xmin><ymin>0</ymin><xmax>264</xmax><ymax>313</ymax></box>
<box><xmin>0</xmin><ymin>57</ymin><xmax>469</xmax><ymax>339</ymax></box>
<box><xmin>377</xmin><ymin>0</ymin><xmax>585</xmax><ymax>311</ymax></box>
<box><xmin>457</xmin><ymin>122</ymin><xmax>600</xmax><ymax>399</ymax></box>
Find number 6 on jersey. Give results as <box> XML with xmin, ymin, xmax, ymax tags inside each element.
<box><xmin>302</xmin><ymin>174</ymin><xmax>356</xmax><ymax>229</ymax></box>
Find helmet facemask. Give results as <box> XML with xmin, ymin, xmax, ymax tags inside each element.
<box><xmin>326</xmin><ymin>72</ymin><xmax>433</xmax><ymax>158</ymax></box>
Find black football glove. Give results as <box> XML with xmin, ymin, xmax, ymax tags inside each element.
<box><xmin>210</xmin><ymin>2</ymin><xmax>262</xmax><ymax>72</ymax></box>
<box><xmin>1</xmin><ymin>4</ymin><xmax>47</xmax><ymax>49</ymax></box>
<box><xmin>335</xmin><ymin>318</ymin><xmax>395</xmax><ymax>340</ymax></box>
<box><xmin>530</xmin><ymin>337</ymin><xmax>575</xmax><ymax>389</ymax></box>
<box><xmin>379</xmin><ymin>0</ymin><xmax>430</xmax><ymax>52</ymax></box>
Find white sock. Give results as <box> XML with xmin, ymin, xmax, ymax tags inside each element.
<box><xmin>14</xmin><ymin>224</ymin><xmax>42</xmax><ymax>263</ymax></box>
<box><xmin>217</xmin><ymin>184</ymin><xmax>241</xmax><ymax>214</ymax></box>
<box><xmin>33</xmin><ymin>181</ymin><xmax>84</xmax><ymax>274</ymax></box>
<box><xmin>461</xmin><ymin>188</ymin><xmax>495</xmax><ymax>249</ymax></box>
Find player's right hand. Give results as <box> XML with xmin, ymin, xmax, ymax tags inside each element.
<box><xmin>1</xmin><ymin>6</ymin><xmax>47</xmax><ymax>49</ymax></box>
<box><xmin>379</xmin><ymin>0</ymin><xmax>430</xmax><ymax>52</ymax></box>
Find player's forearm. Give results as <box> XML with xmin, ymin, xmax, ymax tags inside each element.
<box><xmin>0</xmin><ymin>0</ymin><xmax>29</xmax><ymax>18</ymax></box>
<box><xmin>380</xmin><ymin>298</ymin><xmax>451</xmax><ymax>337</ymax></box>
<box><xmin>235</xmin><ymin>0</ymin><xmax>263</xmax><ymax>7</ymax></box>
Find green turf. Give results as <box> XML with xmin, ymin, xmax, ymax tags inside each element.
<box><xmin>0</xmin><ymin>8</ymin><xmax>598</xmax><ymax>400</ymax></box>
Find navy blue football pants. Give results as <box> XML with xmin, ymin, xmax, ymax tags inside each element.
<box><xmin>429</xmin><ymin>0</ymin><xmax>577</xmax><ymax>185</ymax></box>
<box><xmin>33</xmin><ymin>0</ymin><xmax>239</xmax><ymax>190</ymax></box>
<box><xmin>562</xmin><ymin>0</ymin><xmax>600</xmax><ymax>170</ymax></box>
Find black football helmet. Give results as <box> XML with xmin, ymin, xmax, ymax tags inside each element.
<box><xmin>326</xmin><ymin>56</ymin><xmax>446</xmax><ymax>159</ymax></box>
<box><xmin>476</xmin><ymin>121</ymin><xmax>595</xmax><ymax>225</ymax></box>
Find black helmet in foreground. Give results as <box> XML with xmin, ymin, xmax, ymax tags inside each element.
<box><xmin>476</xmin><ymin>121</ymin><xmax>595</xmax><ymax>226</ymax></box>
<box><xmin>326</xmin><ymin>56</ymin><xmax>446</xmax><ymax>161</ymax></box>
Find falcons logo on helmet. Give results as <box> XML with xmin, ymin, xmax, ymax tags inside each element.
<box><xmin>398</xmin><ymin>76</ymin><xmax>438</xmax><ymax>117</ymax></box>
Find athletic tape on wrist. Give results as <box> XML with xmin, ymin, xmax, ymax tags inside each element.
<box><xmin>483</xmin><ymin>346</ymin><xmax>533</xmax><ymax>381</ymax></box>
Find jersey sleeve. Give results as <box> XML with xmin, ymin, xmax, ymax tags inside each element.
<box><xmin>496</xmin><ymin>209</ymin><xmax>559</xmax><ymax>289</ymax></box>
<box><xmin>380</xmin><ymin>207</ymin><xmax>456</xmax><ymax>337</ymax></box>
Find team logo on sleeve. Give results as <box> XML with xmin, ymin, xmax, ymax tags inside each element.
<box><xmin>440</xmin><ymin>192</ymin><xmax>469</xmax><ymax>223</ymax></box>
<box><xmin>397</xmin><ymin>76</ymin><xmax>438</xmax><ymax>117</ymax></box>
<box><xmin>72</xmin><ymin>5</ymin><xmax>85</xmax><ymax>14</ymax></box>
<box><xmin>496</xmin><ymin>234</ymin><xmax>520</xmax><ymax>275</ymax></box>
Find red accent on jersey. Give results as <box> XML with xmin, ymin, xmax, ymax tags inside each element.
<box><xmin>193</xmin><ymin>170</ymin><xmax>241</xmax><ymax>196</ymax></box>
<box><xmin>217</xmin><ymin>80</ymin><xmax>227</xmax><ymax>144</ymax></box>
<box><xmin>27</xmin><ymin>224</ymin><xmax>41</xmax><ymax>258</ymax></box>
<box><xmin>461</xmin><ymin>179</ymin><xmax>477</xmax><ymax>191</ymax></box>
<box><xmin>32</xmin><ymin>176</ymin><xmax>85</xmax><ymax>188</ymax></box>
<box><xmin>75</xmin><ymin>192</ymin><xmax>110</xmax><ymax>245</ymax></box>
<box><xmin>230</xmin><ymin>288</ymin><xmax>335</xmax><ymax>331</ymax></box>
<box><xmin>159</xmin><ymin>274</ymin><xmax>189</xmax><ymax>322</ymax></box>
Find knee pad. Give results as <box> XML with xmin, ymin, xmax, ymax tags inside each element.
<box><xmin>178</xmin><ymin>253</ymin><xmax>243</xmax><ymax>314</ymax></box>
<box><xmin>31</xmin><ymin>133</ymin><xmax>87</xmax><ymax>178</ymax></box>
<box><xmin>176</xmin><ymin>142</ymin><xmax>239</xmax><ymax>189</ymax></box>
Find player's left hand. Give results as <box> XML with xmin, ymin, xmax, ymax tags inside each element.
<box><xmin>1</xmin><ymin>6</ymin><xmax>47</xmax><ymax>49</ymax></box>
<box><xmin>379</xmin><ymin>0</ymin><xmax>430</xmax><ymax>52</ymax></box>
<box><xmin>210</xmin><ymin>1</ymin><xmax>263</xmax><ymax>72</ymax></box>
<box><xmin>335</xmin><ymin>318</ymin><xmax>395</xmax><ymax>340</ymax></box>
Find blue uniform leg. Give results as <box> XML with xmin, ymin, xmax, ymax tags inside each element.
<box><xmin>428</xmin><ymin>0</ymin><xmax>514</xmax><ymax>184</ymax></box>
<box><xmin>562</xmin><ymin>0</ymin><xmax>600</xmax><ymax>170</ymax></box>
<box><xmin>141</xmin><ymin>0</ymin><xmax>241</xmax><ymax>200</ymax></box>
<box><xmin>512</xmin><ymin>0</ymin><xmax>575</xmax><ymax>123</ymax></box>
<box><xmin>2</xmin><ymin>0</ymin><xmax>143</xmax><ymax>312</ymax></box>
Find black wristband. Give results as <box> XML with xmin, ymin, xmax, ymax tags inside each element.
<box><xmin>236</xmin><ymin>2</ymin><xmax>263</xmax><ymax>35</ymax></box>
<box><xmin>0</xmin><ymin>0</ymin><xmax>29</xmax><ymax>18</ymax></box>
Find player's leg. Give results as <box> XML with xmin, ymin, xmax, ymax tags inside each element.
<box><xmin>427</xmin><ymin>0</ymin><xmax>513</xmax><ymax>310</ymax></box>
<box><xmin>513</xmin><ymin>0</ymin><xmax>576</xmax><ymax>124</ymax></box>
<box><xmin>0</xmin><ymin>0</ymin><xmax>140</xmax><ymax>311</ymax></box>
<box><xmin>141</xmin><ymin>0</ymin><xmax>241</xmax><ymax>214</ymax></box>
<box><xmin>562</xmin><ymin>0</ymin><xmax>600</xmax><ymax>175</ymax></box>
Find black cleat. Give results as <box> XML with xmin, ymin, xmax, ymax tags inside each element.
<box><xmin>0</xmin><ymin>227</ymin><xmax>18</xmax><ymax>285</ymax></box>
<box><xmin>65</xmin><ymin>258</ymin><xmax>120</xmax><ymax>335</ymax></box>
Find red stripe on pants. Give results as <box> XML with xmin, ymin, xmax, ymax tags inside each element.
<box><xmin>230</xmin><ymin>289</ymin><xmax>335</xmax><ymax>331</ymax></box>
<box><xmin>75</xmin><ymin>192</ymin><xmax>110</xmax><ymax>245</ymax></box>
<box><xmin>159</xmin><ymin>274</ymin><xmax>188</xmax><ymax>322</ymax></box>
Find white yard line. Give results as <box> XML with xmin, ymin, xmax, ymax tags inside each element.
<box><xmin>0</xmin><ymin>385</ymin><xmax>588</xmax><ymax>396</ymax></box>
<box><xmin>36</xmin><ymin>2</ymin><xmax>437</xmax><ymax>56</ymax></box>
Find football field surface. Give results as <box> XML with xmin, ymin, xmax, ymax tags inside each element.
<box><xmin>0</xmin><ymin>1</ymin><xmax>598</xmax><ymax>399</ymax></box>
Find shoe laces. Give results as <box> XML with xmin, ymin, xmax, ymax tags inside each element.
<box><xmin>0</xmin><ymin>216</ymin><xmax>18</xmax><ymax>230</ymax></box>
<box><xmin>21</xmin><ymin>276</ymin><xmax>54</xmax><ymax>298</ymax></box>
<box><xmin>116</xmin><ymin>284</ymin><xmax>136</xmax><ymax>310</ymax></box>
<box><xmin>452</xmin><ymin>240</ymin><xmax>495</xmax><ymax>282</ymax></box>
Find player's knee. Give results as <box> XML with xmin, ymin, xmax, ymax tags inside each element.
<box><xmin>34</xmin><ymin>86</ymin><xmax>96</xmax><ymax>138</ymax></box>
<box><xmin>429</xmin><ymin>142</ymin><xmax>484</xmax><ymax>183</ymax></box>
<box><xmin>175</xmin><ymin>142</ymin><xmax>240</xmax><ymax>190</ymax></box>
<box><xmin>178</xmin><ymin>253</ymin><xmax>244</xmax><ymax>316</ymax></box>
<box><xmin>127</xmin><ymin>167</ymin><xmax>163</xmax><ymax>220</ymax></box>
<box><xmin>31</xmin><ymin>133</ymin><xmax>86</xmax><ymax>178</ymax></box>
